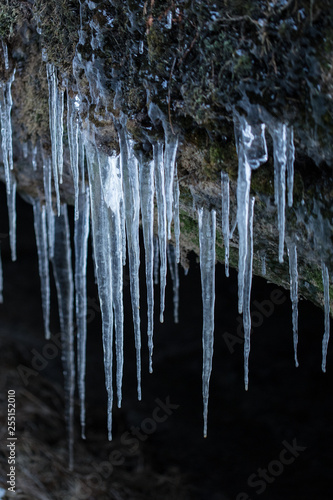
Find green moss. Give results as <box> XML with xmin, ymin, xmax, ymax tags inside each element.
<box><xmin>0</xmin><ymin>1</ymin><xmax>24</xmax><ymax>40</ymax></box>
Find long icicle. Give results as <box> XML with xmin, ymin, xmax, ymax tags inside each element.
<box><xmin>236</xmin><ymin>129</ymin><xmax>251</xmax><ymax>314</ymax></box>
<box><xmin>67</xmin><ymin>90</ymin><xmax>80</xmax><ymax>220</ymax></box>
<box><xmin>32</xmin><ymin>199</ymin><xmax>51</xmax><ymax>340</ymax></box>
<box><xmin>118</xmin><ymin>121</ymin><xmax>142</xmax><ymax>400</ymax></box>
<box><xmin>198</xmin><ymin>207</ymin><xmax>216</xmax><ymax>438</ymax></box>
<box><xmin>86</xmin><ymin>137</ymin><xmax>114</xmax><ymax>439</ymax></box>
<box><xmin>321</xmin><ymin>262</ymin><xmax>331</xmax><ymax>372</ymax></box>
<box><xmin>221</xmin><ymin>171</ymin><xmax>230</xmax><ymax>277</ymax></box>
<box><xmin>46</xmin><ymin>63</ymin><xmax>61</xmax><ymax>215</ymax></box>
<box><xmin>98</xmin><ymin>152</ymin><xmax>124</xmax><ymax>408</ymax></box>
<box><xmin>288</xmin><ymin>241</ymin><xmax>299</xmax><ymax>367</ymax></box>
<box><xmin>153</xmin><ymin>141</ymin><xmax>167</xmax><ymax>323</ymax></box>
<box><xmin>243</xmin><ymin>196</ymin><xmax>255</xmax><ymax>391</ymax></box>
<box><xmin>271</xmin><ymin>123</ymin><xmax>287</xmax><ymax>263</ymax></box>
<box><xmin>286</xmin><ymin>127</ymin><xmax>295</xmax><ymax>208</ymax></box>
<box><xmin>51</xmin><ymin>205</ymin><xmax>75</xmax><ymax>470</ymax></box>
<box><xmin>74</xmin><ymin>187</ymin><xmax>90</xmax><ymax>438</ymax></box>
<box><xmin>173</xmin><ymin>168</ymin><xmax>180</xmax><ymax>264</ymax></box>
<box><xmin>139</xmin><ymin>158</ymin><xmax>155</xmax><ymax>373</ymax></box>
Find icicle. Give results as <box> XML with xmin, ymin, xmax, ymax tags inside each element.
<box><xmin>98</xmin><ymin>152</ymin><xmax>124</xmax><ymax>408</ymax></box>
<box><xmin>57</xmin><ymin>87</ymin><xmax>64</xmax><ymax>184</ymax></box>
<box><xmin>0</xmin><ymin>70</ymin><xmax>15</xmax><ymax>194</ymax></box>
<box><xmin>198</xmin><ymin>207</ymin><xmax>216</xmax><ymax>438</ymax></box>
<box><xmin>86</xmin><ymin>138</ymin><xmax>114</xmax><ymax>439</ymax></box>
<box><xmin>67</xmin><ymin>90</ymin><xmax>80</xmax><ymax>220</ymax></box>
<box><xmin>164</xmin><ymin>132</ymin><xmax>178</xmax><ymax>240</ymax></box>
<box><xmin>261</xmin><ymin>253</ymin><xmax>266</xmax><ymax>276</ymax></box>
<box><xmin>118</xmin><ymin>121</ymin><xmax>142</xmax><ymax>400</ymax></box>
<box><xmin>154</xmin><ymin>234</ymin><xmax>159</xmax><ymax>285</ymax></box>
<box><xmin>42</xmin><ymin>153</ymin><xmax>55</xmax><ymax>259</ymax></box>
<box><xmin>173</xmin><ymin>169</ymin><xmax>180</xmax><ymax>264</ymax></box>
<box><xmin>74</xmin><ymin>187</ymin><xmax>90</xmax><ymax>438</ymax></box>
<box><xmin>1</xmin><ymin>40</ymin><xmax>9</xmax><ymax>70</ymax></box>
<box><xmin>321</xmin><ymin>262</ymin><xmax>330</xmax><ymax>373</ymax></box>
<box><xmin>235</xmin><ymin>115</ymin><xmax>266</xmax><ymax>313</ymax></box>
<box><xmin>6</xmin><ymin>172</ymin><xmax>16</xmax><ymax>262</ymax></box>
<box><xmin>286</xmin><ymin>127</ymin><xmax>295</xmax><ymax>208</ymax></box>
<box><xmin>139</xmin><ymin>158</ymin><xmax>155</xmax><ymax>373</ymax></box>
<box><xmin>167</xmin><ymin>244</ymin><xmax>179</xmax><ymax>324</ymax></box>
<box><xmin>0</xmin><ymin>245</ymin><xmax>3</xmax><ymax>303</ymax></box>
<box><xmin>46</xmin><ymin>63</ymin><xmax>61</xmax><ymax>215</ymax></box>
<box><xmin>51</xmin><ymin>205</ymin><xmax>75</xmax><ymax>470</ymax></box>
<box><xmin>271</xmin><ymin>123</ymin><xmax>287</xmax><ymax>263</ymax></box>
<box><xmin>153</xmin><ymin>141</ymin><xmax>167</xmax><ymax>323</ymax></box>
<box><xmin>243</xmin><ymin>196</ymin><xmax>255</xmax><ymax>391</ymax></box>
<box><xmin>32</xmin><ymin>199</ymin><xmax>51</xmax><ymax>340</ymax></box>
<box><xmin>32</xmin><ymin>144</ymin><xmax>38</xmax><ymax>171</ymax></box>
<box><xmin>236</xmin><ymin>125</ymin><xmax>251</xmax><ymax>314</ymax></box>
<box><xmin>221</xmin><ymin>171</ymin><xmax>230</xmax><ymax>277</ymax></box>
<box><xmin>79</xmin><ymin>132</ymin><xmax>86</xmax><ymax>193</ymax></box>
<box><xmin>287</xmin><ymin>241</ymin><xmax>299</xmax><ymax>367</ymax></box>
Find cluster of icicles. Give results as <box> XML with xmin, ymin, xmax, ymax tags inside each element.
<box><xmin>0</xmin><ymin>62</ymin><xmax>331</xmax><ymax>469</ymax></box>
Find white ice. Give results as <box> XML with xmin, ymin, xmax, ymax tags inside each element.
<box><xmin>198</xmin><ymin>206</ymin><xmax>216</xmax><ymax>437</ymax></box>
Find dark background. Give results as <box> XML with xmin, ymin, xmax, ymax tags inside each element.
<box><xmin>0</xmin><ymin>180</ymin><xmax>332</xmax><ymax>500</ymax></box>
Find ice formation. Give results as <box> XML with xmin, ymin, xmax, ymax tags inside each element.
<box><xmin>0</xmin><ymin>70</ymin><xmax>15</xmax><ymax>195</ymax></box>
<box><xmin>0</xmin><ymin>29</ymin><xmax>330</xmax><ymax>468</ymax></box>
<box><xmin>74</xmin><ymin>188</ymin><xmax>90</xmax><ymax>438</ymax></box>
<box><xmin>46</xmin><ymin>63</ymin><xmax>63</xmax><ymax>214</ymax></box>
<box><xmin>139</xmin><ymin>157</ymin><xmax>155</xmax><ymax>372</ymax></box>
<box><xmin>198</xmin><ymin>207</ymin><xmax>216</xmax><ymax>437</ymax></box>
<box><xmin>32</xmin><ymin>199</ymin><xmax>51</xmax><ymax>340</ymax></box>
<box><xmin>287</xmin><ymin>241</ymin><xmax>299</xmax><ymax>367</ymax></box>
<box><xmin>221</xmin><ymin>171</ymin><xmax>230</xmax><ymax>277</ymax></box>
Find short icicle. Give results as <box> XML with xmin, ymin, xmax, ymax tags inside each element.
<box><xmin>198</xmin><ymin>207</ymin><xmax>216</xmax><ymax>438</ymax></box>
<box><xmin>51</xmin><ymin>205</ymin><xmax>75</xmax><ymax>470</ymax></box>
<box><xmin>243</xmin><ymin>196</ymin><xmax>255</xmax><ymax>391</ymax></box>
<box><xmin>139</xmin><ymin>158</ymin><xmax>155</xmax><ymax>373</ymax></box>
<box><xmin>321</xmin><ymin>262</ymin><xmax>331</xmax><ymax>373</ymax></box>
<box><xmin>32</xmin><ymin>199</ymin><xmax>51</xmax><ymax>340</ymax></box>
<box><xmin>221</xmin><ymin>171</ymin><xmax>230</xmax><ymax>277</ymax></box>
<box><xmin>74</xmin><ymin>187</ymin><xmax>90</xmax><ymax>438</ymax></box>
<box><xmin>287</xmin><ymin>241</ymin><xmax>299</xmax><ymax>367</ymax></box>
